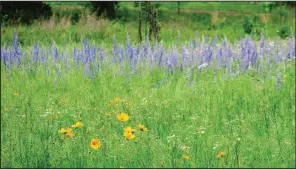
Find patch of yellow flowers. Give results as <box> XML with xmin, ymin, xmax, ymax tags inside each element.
<box><xmin>58</xmin><ymin>121</ymin><xmax>83</xmax><ymax>138</ymax></box>
<box><xmin>56</xmin><ymin>97</ymin><xmax>149</xmax><ymax>152</ymax></box>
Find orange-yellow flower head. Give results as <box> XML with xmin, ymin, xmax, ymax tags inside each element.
<box><xmin>116</xmin><ymin>112</ymin><xmax>129</xmax><ymax>122</ymax></box>
<box><xmin>138</xmin><ymin>123</ymin><xmax>148</xmax><ymax>132</ymax></box>
<box><xmin>90</xmin><ymin>138</ymin><xmax>102</xmax><ymax>150</ymax></box>
<box><xmin>217</xmin><ymin>152</ymin><xmax>225</xmax><ymax>158</ymax></box>
<box><xmin>113</xmin><ymin>97</ymin><xmax>120</xmax><ymax>103</ymax></box>
<box><xmin>72</xmin><ymin>122</ymin><xmax>83</xmax><ymax>128</ymax></box>
<box><xmin>182</xmin><ymin>154</ymin><xmax>189</xmax><ymax>160</ymax></box>
<box><xmin>124</xmin><ymin>132</ymin><xmax>136</xmax><ymax>140</ymax></box>
<box><xmin>4</xmin><ymin>107</ymin><xmax>8</xmax><ymax>111</ymax></box>
<box><xmin>124</xmin><ymin>126</ymin><xmax>135</xmax><ymax>134</ymax></box>
<box><xmin>66</xmin><ymin>131</ymin><xmax>75</xmax><ymax>137</ymax></box>
<box><xmin>58</xmin><ymin>128</ymin><xmax>72</xmax><ymax>134</ymax></box>
<box><xmin>58</xmin><ymin>128</ymin><xmax>74</xmax><ymax>137</ymax></box>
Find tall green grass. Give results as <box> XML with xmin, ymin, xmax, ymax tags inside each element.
<box><xmin>1</xmin><ymin>48</ymin><xmax>295</xmax><ymax>167</ymax></box>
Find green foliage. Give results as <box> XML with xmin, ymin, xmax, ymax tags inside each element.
<box><xmin>278</xmin><ymin>25</ymin><xmax>291</xmax><ymax>39</ymax></box>
<box><xmin>1</xmin><ymin>2</ymin><xmax>295</xmax><ymax>46</ymax></box>
<box><xmin>70</xmin><ymin>10</ymin><xmax>81</xmax><ymax>25</ymax></box>
<box><xmin>279</xmin><ymin>6</ymin><xmax>289</xmax><ymax>22</ymax></box>
<box><xmin>243</xmin><ymin>16</ymin><xmax>253</xmax><ymax>34</ymax></box>
<box><xmin>1</xmin><ymin>2</ymin><xmax>52</xmax><ymax>25</ymax></box>
<box><xmin>191</xmin><ymin>13</ymin><xmax>212</xmax><ymax>25</ymax></box>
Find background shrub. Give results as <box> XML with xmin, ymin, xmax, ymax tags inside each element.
<box><xmin>0</xmin><ymin>2</ymin><xmax>52</xmax><ymax>25</ymax></box>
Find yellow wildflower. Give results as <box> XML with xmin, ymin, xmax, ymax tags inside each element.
<box><xmin>58</xmin><ymin>128</ymin><xmax>72</xmax><ymax>134</ymax></box>
<box><xmin>217</xmin><ymin>152</ymin><xmax>225</xmax><ymax>158</ymax></box>
<box><xmin>124</xmin><ymin>126</ymin><xmax>135</xmax><ymax>134</ymax></box>
<box><xmin>4</xmin><ymin>107</ymin><xmax>8</xmax><ymax>111</ymax></box>
<box><xmin>90</xmin><ymin>138</ymin><xmax>102</xmax><ymax>150</ymax></box>
<box><xmin>58</xmin><ymin>128</ymin><xmax>74</xmax><ymax>137</ymax></box>
<box><xmin>113</xmin><ymin>97</ymin><xmax>120</xmax><ymax>103</ymax></box>
<box><xmin>138</xmin><ymin>123</ymin><xmax>148</xmax><ymax>132</ymax></box>
<box><xmin>66</xmin><ymin>131</ymin><xmax>74</xmax><ymax>137</ymax></box>
<box><xmin>13</xmin><ymin>92</ymin><xmax>19</xmax><ymax>96</ymax></box>
<box><xmin>72</xmin><ymin>121</ymin><xmax>83</xmax><ymax>128</ymax></box>
<box><xmin>182</xmin><ymin>154</ymin><xmax>189</xmax><ymax>160</ymax></box>
<box><xmin>116</xmin><ymin>112</ymin><xmax>129</xmax><ymax>122</ymax></box>
<box><xmin>124</xmin><ymin>132</ymin><xmax>136</xmax><ymax>140</ymax></box>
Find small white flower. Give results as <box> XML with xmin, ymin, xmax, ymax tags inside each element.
<box><xmin>40</xmin><ymin>114</ymin><xmax>47</xmax><ymax>118</ymax></box>
<box><xmin>198</xmin><ymin>63</ymin><xmax>208</xmax><ymax>69</ymax></box>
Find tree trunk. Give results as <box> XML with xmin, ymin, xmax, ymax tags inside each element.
<box><xmin>138</xmin><ymin>2</ymin><xmax>142</xmax><ymax>43</ymax></box>
<box><xmin>177</xmin><ymin>2</ymin><xmax>180</xmax><ymax>15</ymax></box>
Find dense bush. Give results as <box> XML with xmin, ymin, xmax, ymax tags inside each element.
<box><xmin>70</xmin><ymin>10</ymin><xmax>81</xmax><ymax>25</ymax></box>
<box><xmin>243</xmin><ymin>16</ymin><xmax>253</xmax><ymax>34</ymax></box>
<box><xmin>1</xmin><ymin>2</ymin><xmax>52</xmax><ymax>25</ymax></box>
<box><xmin>278</xmin><ymin>25</ymin><xmax>291</xmax><ymax>39</ymax></box>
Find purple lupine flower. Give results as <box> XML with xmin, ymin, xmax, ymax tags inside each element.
<box><xmin>89</xmin><ymin>44</ymin><xmax>95</xmax><ymax>63</ymax></box>
<box><xmin>100</xmin><ymin>48</ymin><xmax>105</xmax><ymax>62</ymax></box>
<box><xmin>119</xmin><ymin>48</ymin><xmax>124</xmax><ymax>67</ymax></box>
<box><xmin>276</xmin><ymin>70</ymin><xmax>281</xmax><ymax>91</ymax></box>
<box><xmin>112</xmin><ymin>40</ymin><xmax>119</xmax><ymax>63</ymax></box>
<box><xmin>158</xmin><ymin>46</ymin><xmax>164</xmax><ymax>67</ymax></box>
<box><xmin>143</xmin><ymin>38</ymin><xmax>149</xmax><ymax>58</ymax></box>
<box><xmin>131</xmin><ymin>46</ymin><xmax>139</xmax><ymax>67</ymax></box>
<box><xmin>12</xmin><ymin>32</ymin><xmax>22</xmax><ymax>66</ymax></box>
<box><xmin>167</xmin><ymin>46</ymin><xmax>178</xmax><ymax>70</ymax></box>
<box><xmin>287</xmin><ymin>33</ymin><xmax>295</xmax><ymax>59</ymax></box>
<box><xmin>1</xmin><ymin>46</ymin><xmax>9</xmax><ymax>67</ymax></box>
<box><xmin>76</xmin><ymin>50</ymin><xmax>82</xmax><ymax>66</ymax></box>
<box><xmin>260</xmin><ymin>33</ymin><xmax>265</xmax><ymax>56</ymax></box>
<box><xmin>126</xmin><ymin>40</ymin><xmax>133</xmax><ymax>64</ymax></box>
<box><xmin>32</xmin><ymin>43</ymin><xmax>40</xmax><ymax>64</ymax></box>
<box><xmin>133</xmin><ymin>46</ymin><xmax>140</xmax><ymax>66</ymax></box>
<box><xmin>82</xmin><ymin>38</ymin><xmax>90</xmax><ymax>65</ymax></box>
<box><xmin>181</xmin><ymin>47</ymin><xmax>189</xmax><ymax>70</ymax></box>
<box><xmin>53</xmin><ymin>47</ymin><xmax>59</xmax><ymax>63</ymax></box>
<box><xmin>250</xmin><ymin>44</ymin><xmax>258</xmax><ymax>65</ymax></box>
<box><xmin>178</xmin><ymin>31</ymin><xmax>181</xmax><ymax>47</ymax></box>
<box><xmin>41</xmin><ymin>48</ymin><xmax>47</xmax><ymax>64</ymax></box>
<box><xmin>217</xmin><ymin>47</ymin><xmax>225</xmax><ymax>67</ymax></box>
<box><xmin>205</xmin><ymin>47</ymin><xmax>213</xmax><ymax>63</ymax></box>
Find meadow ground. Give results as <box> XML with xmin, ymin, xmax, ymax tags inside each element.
<box><xmin>1</xmin><ymin>30</ymin><xmax>295</xmax><ymax>168</ymax></box>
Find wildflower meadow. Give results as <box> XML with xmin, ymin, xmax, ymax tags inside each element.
<box><xmin>1</xmin><ymin>1</ymin><xmax>296</xmax><ymax>168</ymax></box>
<box><xmin>1</xmin><ymin>31</ymin><xmax>295</xmax><ymax>168</ymax></box>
